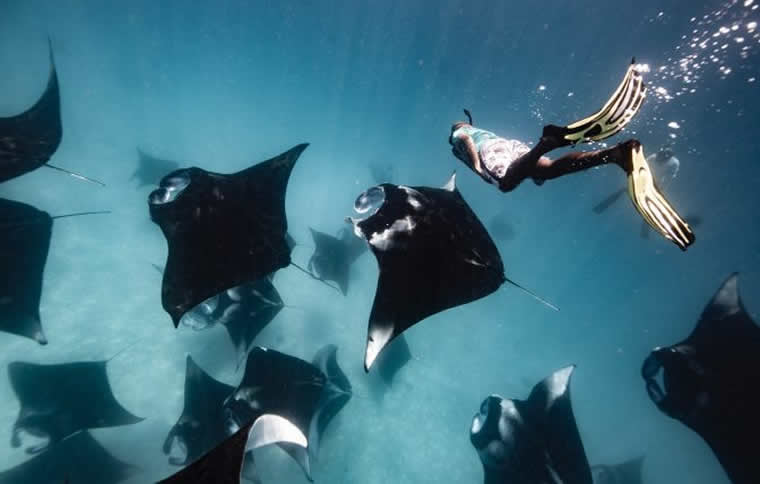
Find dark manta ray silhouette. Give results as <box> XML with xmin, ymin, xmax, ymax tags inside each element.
<box><xmin>641</xmin><ymin>273</ymin><xmax>760</xmax><ymax>484</ymax></box>
<box><xmin>181</xmin><ymin>276</ymin><xmax>286</xmax><ymax>365</ymax></box>
<box><xmin>163</xmin><ymin>355</ymin><xmax>235</xmax><ymax>467</ymax></box>
<box><xmin>131</xmin><ymin>148</ymin><xmax>180</xmax><ymax>188</ymax></box>
<box><xmin>0</xmin><ymin>40</ymin><xmax>102</xmax><ymax>186</ymax></box>
<box><xmin>591</xmin><ymin>457</ymin><xmax>644</xmax><ymax>484</ymax></box>
<box><xmin>158</xmin><ymin>421</ymin><xmax>254</xmax><ymax>484</ymax></box>
<box><xmin>307</xmin><ymin>226</ymin><xmax>367</xmax><ymax>295</ymax></box>
<box><xmin>149</xmin><ymin>143</ymin><xmax>308</xmax><ymax>327</ymax></box>
<box><xmin>0</xmin><ymin>431</ymin><xmax>137</xmax><ymax>484</ymax></box>
<box><xmin>8</xmin><ymin>359</ymin><xmax>143</xmax><ymax>454</ymax></box>
<box><xmin>0</xmin><ymin>199</ymin><xmax>52</xmax><ymax>344</ymax></box>
<box><xmin>0</xmin><ymin>198</ymin><xmax>109</xmax><ymax>344</ymax></box>
<box><xmin>347</xmin><ymin>173</ymin><xmax>556</xmax><ymax>371</ymax></box>
<box><xmin>224</xmin><ymin>345</ymin><xmax>352</xmax><ymax>482</ymax></box>
<box><xmin>152</xmin><ymin>265</ymin><xmax>287</xmax><ymax>363</ymax></box>
<box><xmin>470</xmin><ymin>366</ymin><xmax>592</xmax><ymax>484</ymax></box>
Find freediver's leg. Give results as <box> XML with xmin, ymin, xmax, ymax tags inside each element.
<box><xmin>496</xmin><ymin>59</ymin><xmax>646</xmax><ymax>192</ymax></box>
<box><xmin>530</xmin><ymin>140</ymin><xmax>633</xmax><ymax>181</ymax></box>
<box><xmin>496</xmin><ymin>135</ymin><xmax>567</xmax><ymax>192</ymax></box>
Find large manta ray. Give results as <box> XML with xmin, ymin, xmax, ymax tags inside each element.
<box><xmin>307</xmin><ymin>226</ymin><xmax>367</xmax><ymax>295</ymax></box>
<box><xmin>224</xmin><ymin>345</ymin><xmax>352</xmax><ymax>482</ymax></box>
<box><xmin>347</xmin><ymin>174</ymin><xmax>508</xmax><ymax>371</ymax></box>
<box><xmin>0</xmin><ymin>198</ymin><xmax>107</xmax><ymax>344</ymax></box>
<box><xmin>641</xmin><ymin>273</ymin><xmax>760</xmax><ymax>484</ymax></box>
<box><xmin>158</xmin><ymin>421</ymin><xmax>254</xmax><ymax>484</ymax></box>
<box><xmin>132</xmin><ymin>148</ymin><xmax>181</xmax><ymax>188</ymax></box>
<box><xmin>163</xmin><ymin>355</ymin><xmax>235</xmax><ymax>467</ymax></box>
<box><xmin>8</xmin><ymin>360</ymin><xmax>143</xmax><ymax>454</ymax></box>
<box><xmin>591</xmin><ymin>457</ymin><xmax>644</xmax><ymax>484</ymax></box>
<box><xmin>0</xmin><ymin>431</ymin><xmax>137</xmax><ymax>484</ymax></box>
<box><xmin>149</xmin><ymin>143</ymin><xmax>308</xmax><ymax>327</ymax></box>
<box><xmin>470</xmin><ymin>366</ymin><xmax>592</xmax><ymax>484</ymax></box>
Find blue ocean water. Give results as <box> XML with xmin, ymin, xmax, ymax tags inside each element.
<box><xmin>0</xmin><ymin>0</ymin><xmax>759</xmax><ymax>482</ymax></box>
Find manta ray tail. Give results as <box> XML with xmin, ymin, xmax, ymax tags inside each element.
<box><xmin>44</xmin><ymin>163</ymin><xmax>106</xmax><ymax>186</ymax></box>
<box><xmin>1</xmin><ymin>210</ymin><xmax>109</xmax><ymax>230</ymax></box>
<box><xmin>290</xmin><ymin>262</ymin><xmax>341</xmax><ymax>294</ymax></box>
<box><xmin>504</xmin><ymin>277</ymin><xmax>559</xmax><ymax>312</ymax></box>
<box><xmin>51</xmin><ymin>210</ymin><xmax>111</xmax><ymax>220</ymax></box>
<box><xmin>105</xmin><ymin>337</ymin><xmax>147</xmax><ymax>363</ymax></box>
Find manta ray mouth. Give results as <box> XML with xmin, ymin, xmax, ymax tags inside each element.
<box><xmin>354</xmin><ymin>185</ymin><xmax>385</xmax><ymax>215</ymax></box>
<box><xmin>149</xmin><ymin>170</ymin><xmax>191</xmax><ymax>205</ymax></box>
<box><xmin>179</xmin><ymin>292</ymin><xmax>220</xmax><ymax>330</ymax></box>
<box><xmin>347</xmin><ymin>185</ymin><xmax>387</xmax><ymax>245</ymax></box>
<box><xmin>346</xmin><ymin>185</ymin><xmax>386</xmax><ymax>237</ymax></box>
<box><xmin>470</xmin><ymin>395</ymin><xmax>502</xmax><ymax>449</ymax></box>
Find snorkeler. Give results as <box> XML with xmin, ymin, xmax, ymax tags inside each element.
<box><xmin>449</xmin><ymin>59</ymin><xmax>695</xmax><ymax>251</ymax></box>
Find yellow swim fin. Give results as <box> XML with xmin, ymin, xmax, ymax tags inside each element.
<box><xmin>544</xmin><ymin>58</ymin><xmax>646</xmax><ymax>146</ymax></box>
<box><xmin>625</xmin><ymin>141</ymin><xmax>695</xmax><ymax>251</ymax></box>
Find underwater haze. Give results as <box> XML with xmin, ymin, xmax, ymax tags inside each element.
<box><xmin>1</xmin><ymin>0</ymin><xmax>759</xmax><ymax>483</ymax></box>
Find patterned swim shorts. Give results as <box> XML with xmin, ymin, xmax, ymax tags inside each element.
<box><xmin>479</xmin><ymin>138</ymin><xmax>530</xmax><ymax>179</ymax></box>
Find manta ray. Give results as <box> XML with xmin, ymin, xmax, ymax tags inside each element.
<box><xmin>307</xmin><ymin>226</ymin><xmax>367</xmax><ymax>296</ymax></box>
<box><xmin>347</xmin><ymin>173</ymin><xmax>556</xmax><ymax>371</ymax></box>
<box><xmin>179</xmin><ymin>276</ymin><xmax>286</xmax><ymax>365</ymax></box>
<box><xmin>163</xmin><ymin>355</ymin><xmax>235</xmax><ymax>467</ymax></box>
<box><xmin>8</xmin><ymin>359</ymin><xmax>143</xmax><ymax>454</ymax></box>
<box><xmin>131</xmin><ymin>148</ymin><xmax>181</xmax><ymax>188</ymax></box>
<box><xmin>224</xmin><ymin>345</ymin><xmax>352</xmax><ymax>482</ymax></box>
<box><xmin>470</xmin><ymin>366</ymin><xmax>592</xmax><ymax>484</ymax></box>
<box><xmin>0</xmin><ymin>198</ymin><xmax>108</xmax><ymax>344</ymax></box>
<box><xmin>158</xmin><ymin>421</ymin><xmax>254</xmax><ymax>484</ymax></box>
<box><xmin>0</xmin><ymin>431</ymin><xmax>137</xmax><ymax>484</ymax></box>
<box><xmin>0</xmin><ymin>39</ymin><xmax>102</xmax><ymax>185</ymax></box>
<box><xmin>642</xmin><ymin>273</ymin><xmax>760</xmax><ymax>484</ymax></box>
<box><xmin>149</xmin><ymin>144</ymin><xmax>308</xmax><ymax>327</ymax></box>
